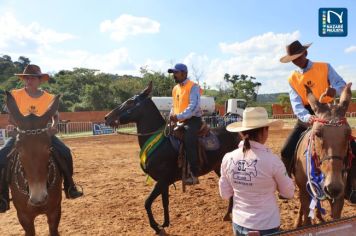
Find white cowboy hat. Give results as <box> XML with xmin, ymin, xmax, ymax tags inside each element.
<box><xmin>226</xmin><ymin>107</ymin><xmax>283</xmax><ymax>132</ymax></box>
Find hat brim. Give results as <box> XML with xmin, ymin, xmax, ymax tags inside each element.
<box><xmin>15</xmin><ymin>74</ymin><xmax>49</xmax><ymax>82</ymax></box>
<box><xmin>280</xmin><ymin>43</ymin><xmax>312</xmax><ymax>63</ymax></box>
<box><xmin>168</xmin><ymin>69</ymin><xmax>179</xmax><ymax>73</ymax></box>
<box><xmin>226</xmin><ymin>119</ymin><xmax>284</xmax><ymax>133</ymax></box>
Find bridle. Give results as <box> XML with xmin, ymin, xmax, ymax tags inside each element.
<box><xmin>113</xmin><ymin>95</ymin><xmax>168</xmax><ymax>137</ymax></box>
<box><xmin>310</xmin><ymin>117</ymin><xmax>353</xmax><ymax>170</ymax></box>
<box><xmin>9</xmin><ymin>127</ymin><xmax>57</xmax><ymax>196</ymax></box>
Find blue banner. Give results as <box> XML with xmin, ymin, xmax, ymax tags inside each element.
<box><xmin>92</xmin><ymin>123</ymin><xmax>115</xmax><ymax>135</ymax></box>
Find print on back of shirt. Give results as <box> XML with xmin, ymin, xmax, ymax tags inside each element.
<box><xmin>231</xmin><ymin>159</ymin><xmax>258</xmax><ymax>183</ymax></box>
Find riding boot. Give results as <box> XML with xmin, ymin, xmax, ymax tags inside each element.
<box><xmin>51</xmin><ymin>148</ymin><xmax>83</xmax><ymax>199</ymax></box>
<box><xmin>0</xmin><ymin>167</ymin><xmax>9</xmax><ymax>213</ymax></box>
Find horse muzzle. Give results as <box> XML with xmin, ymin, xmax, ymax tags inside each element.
<box><xmin>28</xmin><ymin>186</ymin><xmax>49</xmax><ymax>207</ymax></box>
<box><xmin>324</xmin><ymin>183</ymin><xmax>343</xmax><ymax>199</ymax></box>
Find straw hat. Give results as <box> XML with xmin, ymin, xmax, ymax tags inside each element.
<box><xmin>280</xmin><ymin>40</ymin><xmax>312</xmax><ymax>63</ymax></box>
<box><xmin>226</xmin><ymin>107</ymin><xmax>283</xmax><ymax>132</ymax></box>
<box><xmin>15</xmin><ymin>64</ymin><xmax>49</xmax><ymax>82</ymax></box>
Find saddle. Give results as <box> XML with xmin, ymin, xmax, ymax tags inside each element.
<box><xmin>169</xmin><ymin>121</ymin><xmax>220</xmax><ymax>191</ymax></box>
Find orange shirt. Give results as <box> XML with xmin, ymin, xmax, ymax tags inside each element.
<box><xmin>288</xmin><ymin>62</ymin><xmax>332</xmax><ymax>105</ymax></box>
<box><xmin>11</xmin><ymin>88</ymin><xmax>55</xmax><ymax>116</ymax></box>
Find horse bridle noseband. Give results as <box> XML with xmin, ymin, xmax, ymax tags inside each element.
<box><xmin>311</xmin><ymin>117</ymin><xmax>352</xmax><ymax>169</ymax></box>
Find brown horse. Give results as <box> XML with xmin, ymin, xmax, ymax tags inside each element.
<box><xmin>294</xmin><ymin>83</ymin><xmax>352</xmax><ymax>227</ymax></box>
<box><xmin>5</xmin><ymin>91</ymin><xmax>63</xmax><ymax>236</ymax></box>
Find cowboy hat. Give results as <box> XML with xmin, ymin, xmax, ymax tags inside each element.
<box><xmin>280</xmin><ymin>40</ymin><xmax>312</xmax><ymax>63</ymax></box>
<box><xmin>15</xmin><ymin>64</ymin><xmax>49</xmax><ymax>82</ymax></box>
<box><xmin>226</xmin><ymin>107</ymin><xmax>283</xmax><ymax>132</ymax></box>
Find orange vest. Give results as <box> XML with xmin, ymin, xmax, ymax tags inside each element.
<box><xmin>288</xmin><ymin>62</ymin><xmax>333</xmax><ymax>105</ymax></box>
<box><xmin>11</xmin><ymin>88</ymin><xmax>55</xmax><ymax>116</ymax></box>
<box><xmin>172</xmin><ymin>80</ymin><xmax>198</xmax><ymax>116</ymax></box>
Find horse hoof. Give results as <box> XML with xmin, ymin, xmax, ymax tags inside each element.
<box><xmin>159</xmin><ymin>228</ymin><xmax>167</xmax><ymax>236</ymax></box>
<box><xmin>223</xmin><ymin>214</ymin><xmax>231</xmax><ymax>222</ymax></box>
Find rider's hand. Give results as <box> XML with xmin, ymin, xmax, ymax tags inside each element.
<box><xmin>170</xmin><ymin>115</ymin><xmax>178</xmax><ymax>122</ymax></box>
<box><xmin>325</xmin><ymin>87</ymin><xmax>336</xmax><ymax>98</ymax></box>
<box><xmin>308</xmin><ymin>115</ymin><xmax>317</xmax><ymax>124</ymax></box>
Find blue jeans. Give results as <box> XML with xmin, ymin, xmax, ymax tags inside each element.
<box><xmin>233</xmin><ymin>223</ymin><xmax>279</xmax><ymax>236</ymax></box>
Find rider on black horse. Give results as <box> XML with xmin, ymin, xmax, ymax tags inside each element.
<box><xmin>0</xmin><ymin>64</ymin><xmax>83</xmax><ymax>213</ymax></box>
<box><xmin>280</xmin><ymin>40</ymin><xmax>356</xmax><ymax>204</ymax></box>
<box><xmin>168</xmin><ymin>63</ymin><xmax>202</xmax><ymax>185</ymax></box>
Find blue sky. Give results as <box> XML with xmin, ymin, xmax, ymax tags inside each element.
<box><xmin>0</xmin><ymin>0</ymin><xmax>355</xmax><ymax>93</ymax></box>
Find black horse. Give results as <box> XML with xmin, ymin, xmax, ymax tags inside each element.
<box><xmin>105</xmin><ymin>82</ymin><xmax>238</xmax><ymax>234</ymax></box>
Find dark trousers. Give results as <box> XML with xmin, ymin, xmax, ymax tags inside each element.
<box><xmin>184</xmin><ymin>116</ymin><xmax>202</xmax><ymax>176</ymax></box>
<box><xmin>280</xmin><ymin>120</ymin><xmax>308</xmax><ymax>173</ymax></box>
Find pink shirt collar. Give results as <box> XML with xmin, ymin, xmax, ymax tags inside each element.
<box><xmin>238</xmin><ymin>140</ymin><xmax>268</xmax><ymax>151</ymax></box>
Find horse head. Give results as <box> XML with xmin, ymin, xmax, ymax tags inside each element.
<box><xmin>306</xmin><ymin>83</ymin><xmax>352</xmax><ymax>199</ymax></box>
<box><xmin>105</xmin><ymin>81</ymin><xmax>153</xmax><ymax>127</ymax></box>
<box><xmin>6</xmin><ymin>91</ymin><xmax>60</xmax><ymax>207</ymax></box>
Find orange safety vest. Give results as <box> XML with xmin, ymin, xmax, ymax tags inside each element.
<box><xmin>172</xmin><ymin>80</ymin><xmax>199</xmax><ymax>117</ymax></box>
<box><xmin>288</xmin><ymin>62</ymin><xmax>333</xmax><ymax>105</ymax></box>
<box><xmin>11</xmin><ymin>88</ymin><xmax>55</xmax><ymax>116</ymax></box>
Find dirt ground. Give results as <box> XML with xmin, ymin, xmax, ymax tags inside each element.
<box><xmin>0</xmin><ymin>129</ymin><xmax>355</xmax><ymax>236</ymax></box>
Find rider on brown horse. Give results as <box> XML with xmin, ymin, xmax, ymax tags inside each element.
<box><xmin>168</xmin><ymin>63</ymin><xmax>202</xmax><ymax>185</ymax></box>
<box><xmin>0</xmin><ymin>64</ymin><xmax>83</xmax><ymax>213</ymax></box>
<box><xmin>280</xmin><ymin>40</ymin><xmax>356</xmax><ymax>204</ymax></box>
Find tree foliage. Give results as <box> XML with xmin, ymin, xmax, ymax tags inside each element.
<box><xmin>223</xmin><ymin>73</ymin><xmax>261</xmax><ymax>103</ymax></box>
<box><xmin>0</xmin><ymin>55</ymin><xmax>266</xmax><ymax>113</ymax></box>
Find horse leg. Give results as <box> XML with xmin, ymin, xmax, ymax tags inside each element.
<box><xmin>47</xmin><ymin>205</ymin><xmax>61</xmax><ymax>236</ymax></box>
<box><xmin>161</xmin><ymin>185</ymin><xmax>170</xmax><ymax>228</ymax></box>
<box><xmin>145</xmin><ymin>181</ymin><xmax>166</xmax><ymax>234</ymax></box>
<box><xmin>213</xmin><ymin>168</ymin><xmax>232</xmax><ymax>221</ymax></box>
<box><xmin>329</xmin><ymin>198</ymin><xmax>344</xmax><ymax>219</ymax></box>
<box><xmin>295</xmin><ymin>189</ymin><xmax>311</xmax><ymax>227</ymax></box>
<box><xmin>17</xmin><ymin>213</ymin><xmax>35</xmax><ymax>236</ymax></box>
<box><xmin>315</xmin><ymin>207</ymin><xmax>325</xmax><ymax>223</ymax></box>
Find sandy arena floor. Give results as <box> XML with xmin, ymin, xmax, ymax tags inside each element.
<box><xmin>0</xmin><ymin>129</ymin><xmax>355</xmax><ymax>235</ymax></box>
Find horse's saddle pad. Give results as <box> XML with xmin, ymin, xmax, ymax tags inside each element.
<box><xmin>169</xmin><ymin>131</ymin><xmax>220</xmax><ymax>152</ymax></box>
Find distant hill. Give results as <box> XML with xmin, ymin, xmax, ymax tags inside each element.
<box><xmin>256</xmin><ymin>93</ymin><xmax>288</xmax><ymax>103</ymax></box>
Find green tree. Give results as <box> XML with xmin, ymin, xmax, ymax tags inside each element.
<box><xmin>277</xmin><ymin>94</ymin><xmax>291</xmax><ymax>112</ymax></box>
<box><xmin>223</xmin><ymin>73</ymin><xmax>261</xmax><ymax>102</ymax></box>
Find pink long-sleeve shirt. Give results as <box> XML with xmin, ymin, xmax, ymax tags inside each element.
<box><xmin>219</xmin><ymin>140</ymin><xmax>295</xmax><ymax>230</ymax></box>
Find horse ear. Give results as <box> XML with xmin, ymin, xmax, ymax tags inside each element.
<box><xmin>305</xmin><ymin>85</ymin><xmax>320</xmax><ymax>112</ymax></box>
<box><xmin>39</xmin><ymin>95</ymin><xmax>61</xmax><ymax>125</ymax></box>
<box><xmin>5</xmin><ymin>91</ymin><xmax>24</xmax><ymax>126</ymax></box>
<box><xmin>305</xmin><ymin>85</ymin><xmax>329</xmax><ymax>114</ymax></box>
<box><xmin>337</xmin><ymin>82</ymin><xmax>352</xmax><ymax>116</ymax></box>
<box><xmin>141</xmin><ymin>81</ymin><xmax>153</xmax><ymax>96</ymax></box>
